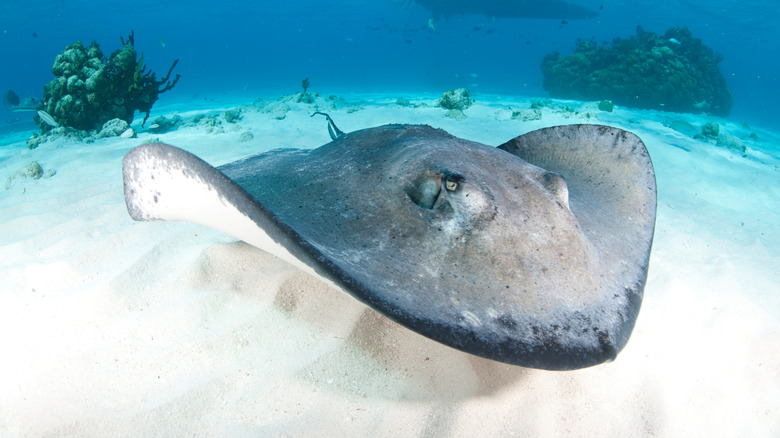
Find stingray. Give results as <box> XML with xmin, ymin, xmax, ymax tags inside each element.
<box><xmin>4</xmin><ymin>90</ymin><xmax>40</xmax><ymax>112</ymax></box>
<box><xmin>122</xmin><ymin>120</ymin><xmax>656</xmax><ymax>370</ymax></box>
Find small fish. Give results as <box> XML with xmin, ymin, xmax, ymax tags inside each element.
<box><xmin>37</xmin><ymin>110</ymin><xmax>58</xmax><ymax>127</ymax></box>
<box><xmin>668</xmin><ymin>38</ymin><xmax>681</xmax><ymax>45</ymax></box>
<box><xmin>159</xmin><ymin>39</ymin><xmax>166</xmax><ymax>48</ymax></box>
<box><xmin>428</xmin><ymin>18</ymin><xmax>435</xmax><ymax>30</ymax></box>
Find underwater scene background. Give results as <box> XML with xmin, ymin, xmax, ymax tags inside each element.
<box><xmin>1</xmin><ymin>1</ymin><xmax>779</xmax><ymax>436</ymax></box>
<box><xmin>1</xmin><ymin>0</ymin><xmax>778</xmax><ymax>131</ymax></box>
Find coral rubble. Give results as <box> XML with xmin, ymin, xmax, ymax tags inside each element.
<box><xmin>701</xmin><ymin>121</ymin><xmax>720</xmax><ymax>139</ymax></box>
<box><xmin>4</xmin><ymin>161</ymin><xmax>56</xmax><ymax>190</ymax></box>
<box><xmin>238</xmin><ymin>131</ymin><xmax>254</xmax><ymax>142</ymax></box>
<box><xmin>39</xmin><ymin>31</ymin><xmax>180</xmax><ymax>132</ymax></box>
<box><xmin>96</xmin><ymin>118</ymin><xmax>130</xmax><ymax>138</ymax></box>
<box><xmin>541</xmin><ymin>26</ymin><xmax>732</xmax><ymax>116</ymax></box>
<box><xmin>438</xmin><ymin>88</ymin><xmax>474</xmax><ymax>111</ymax></box>
<box><xmin>598</xmin><ymin>100</ymin><xmax>614</xmax><ymax>112</ymax></box>
<box><xmin>437</xmin><ymin>88</ymin><xmax>474</xmax><ymax>120</ymax></box>
<box><xmin>224</xmin><ymin>108</ymin><xmax>245</xmax><ymax>124</ymax></box>
<box><xmin>511</xmin><ymin>108</ymin><xmax>542</xmax><ymax>121</ymax></box>
<box><xmin>148</xmin><ymin>114</ymin><xmax>183</xmax><ymax>133</ymax></box>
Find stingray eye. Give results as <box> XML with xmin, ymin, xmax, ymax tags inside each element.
<box><xmin>445</xmin><ymin>179</ymin><xmax>458</xmax><ymax>191</ymax></box>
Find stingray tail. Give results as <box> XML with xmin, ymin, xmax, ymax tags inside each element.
<box><xmin>311</xmin><ymin>111</ymin><xmax>346</xmax><ymax>140</ymax></box>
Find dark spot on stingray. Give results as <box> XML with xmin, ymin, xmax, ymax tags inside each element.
<box><xmin>596</xmin><ymin>329</ymin><xmax>613</xmax><ymax>354</ymax></box>
<box><xmin>496</xmin><ymin>314</ymin><xmax>518</xmax><ymax>330</ymax></box>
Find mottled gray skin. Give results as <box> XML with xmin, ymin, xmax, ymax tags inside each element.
<box><xmin>213</xmin><ymin>124</ymin><xmax>656</xmax><ymax>370</ymax></box>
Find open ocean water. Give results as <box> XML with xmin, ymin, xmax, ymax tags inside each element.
<box><xmin>1</xmin><ymin>0</ymin><xmax>779</xmax><ymax>130</ymax></box>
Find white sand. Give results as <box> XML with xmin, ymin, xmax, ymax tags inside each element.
<box><xmin>1</xmin><ymin>94</ymin><xmax>778</xmax><ymax>437</ymax></box>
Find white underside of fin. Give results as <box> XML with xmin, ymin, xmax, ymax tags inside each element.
<box><xmin>122</xmin><ymin>144</ymin><xmax>334</xmax><ymax>287</ymax></box>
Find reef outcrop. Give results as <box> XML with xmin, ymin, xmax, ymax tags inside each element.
<box><xmin>39</xmin><ymin>31</ymin><xmax>180</xmax><ymax>132</ymax></box>
<box><xmin>437</xmin><ymin>88</ymin><xmax>474</xmax><ymax>119</ymax></box>
<box><xmin>438</xmin><ymin>87</ymin><xmax>474</xmax><ymax>111</ymax></box>
<box><xmin>541</xmin><ymin>26</ymin><xmax>732</xmax><ymax>116</ymax></box>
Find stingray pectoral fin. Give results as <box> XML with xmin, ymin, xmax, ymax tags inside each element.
<box><xmin>122</xmin><ymin>143</ymin><xmax>330</xmax><ymax>282</ymax></box>
<box><xmin>498</xmin><ymin>124</ymin><xmax>657</xmax><ymax>253</ymax></box>
<box><xmin>499</xmin><ymin>124</ymin><xmax>656</xmax><ymax>368</ymax></box>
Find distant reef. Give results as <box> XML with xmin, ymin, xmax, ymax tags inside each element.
<box><xmin>38</xmin><ymin>30</ymin><xmax>180</xmax><ymax>132</ymax></box>
<box><xmin>541</xmin><ymin>26</ymin><xmax>732</xmax><ymax>117</ymax></box>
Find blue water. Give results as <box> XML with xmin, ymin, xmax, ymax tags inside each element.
<box><xmin>1</xmin><ymin>0</ymin><xmax>778</xmax><ymax>130</ymax></box>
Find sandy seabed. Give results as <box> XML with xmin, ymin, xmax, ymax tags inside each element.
<box><xmin>1</xmin><ymin>93</ymin><xmax>778</xmax><ymax>437</ymax></box>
